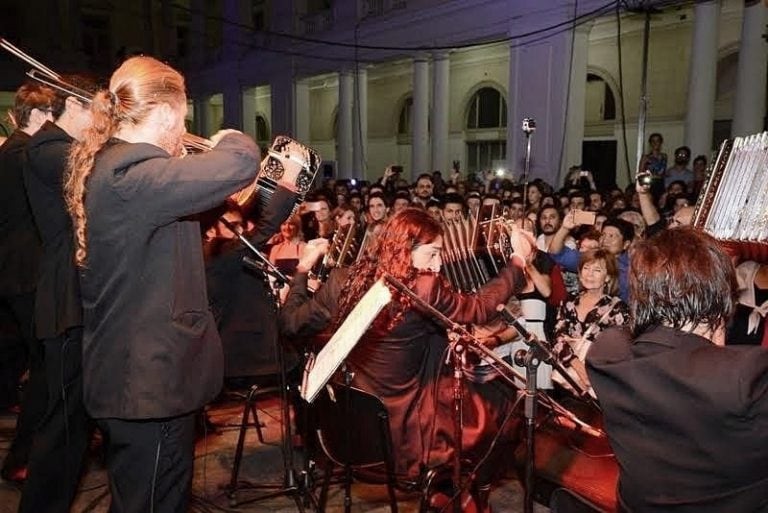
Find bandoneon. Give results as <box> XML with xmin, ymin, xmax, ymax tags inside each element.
<box><xmin>693</xmin><ymin>132</ymin><xmax>768</xmax><ymax>261</ymax></box>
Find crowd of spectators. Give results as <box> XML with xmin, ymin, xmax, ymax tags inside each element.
<box><xmin>203</xmin><ymin>134</ymin><xmax>702</xmax><ymax>389</ymax></box>
<box><xmin>199</xmin><ymin>131</ymin><xmax>767</xmax><ymax>399</ymax></box>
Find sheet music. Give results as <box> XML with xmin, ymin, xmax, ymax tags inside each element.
<box><xmin>301</xmin><ymin>279</ymin><xmax>392</xmax><ymax>403</ymax></box>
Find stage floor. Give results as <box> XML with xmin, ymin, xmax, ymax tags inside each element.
<box><xmin>0</xmin><ymin>393</ymin><xmax>550</xmax><ymax>513</ymax></box>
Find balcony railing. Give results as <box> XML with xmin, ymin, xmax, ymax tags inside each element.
<box><xmin>360</xmin><ymin>0</ymin><xmax>407</xmax><ymax>20</ymax></box>
<box><xmin>301</xmin><ymin>9</ymin><xmax>334</xmax><ymax>34</ymax></box>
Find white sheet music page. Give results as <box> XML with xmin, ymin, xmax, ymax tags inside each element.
<box><xmin>301</xmin><ymin>278</ymin><xmax>392</xmax><ymax>403</ymax></box>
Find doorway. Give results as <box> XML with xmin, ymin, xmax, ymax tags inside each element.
<box><xmin>581</xmin><ymin>140</ymin><xmax>617</xmax><ymax>190</ymax></box>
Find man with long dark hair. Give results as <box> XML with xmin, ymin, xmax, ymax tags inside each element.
<box><xmin>0</xmin><ymin>81</ymin><xmax>55</xmax><ymax>483</ymax></box>
<box><xmin>20</xmin><ymin>74</ymin><xmax>99</xmax><ymax>513</ymax></box>
<box><xmin>587</xmin><ymin>227</ymin><xmax>768</xmax><ymax>512</ymax></box>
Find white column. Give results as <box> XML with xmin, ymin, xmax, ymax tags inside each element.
<box><xmin>684</xmin><ymin>1</ymin><xmax>720</xmax><ymax>158</ymax></box>
<box><xmin>411</xmin><ymin>56</ymin><xmax>430</xmax><ymax>180</ymax></box>
<box><xmin>271</xmin><ymin>72</ymin><xmax>293</xmax><ymax>137</ymax></box>
<box><xmin>293</xmin><ymin>79</ymin><xmax>310</xmax><ymax>143</ymax></box>
<box><xmin>506</xmin><ymin>30</ymin><xmax>572</xmax><ymax>186</ymax></box>
<box><xmin>431</xmin><ymin>52</ymin><xmax>450</xmax><ymax>175</ymax></box>
<box><xmin>561</xmin><ymin>23</ymin><xmax>592</xmax><ymax>179</ymax></box>
<box><xmin>732</xmin><ymin>0</ymin><xmax>768</xmax><ymax>137</ymax></box>
<box><xmin>337</xmin><ymin>71</ymin><xmax>354</xmax><ymax>180</ymax></box>
<box><xmin>352</xmin><ymin>67</ymin><xmax>368</xmax><ymax>178</ymax></box>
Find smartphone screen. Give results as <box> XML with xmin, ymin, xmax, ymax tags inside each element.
<box><xmin>573</xmin><ymin>210</ymin><xmax>597</xmax><ymax>225</ymax></box>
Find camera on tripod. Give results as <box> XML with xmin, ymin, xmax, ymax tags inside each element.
<box><xmin>522</xmin><ymin>118</ymin><xmax>536</xmax><ymax>135</ymax></box>
<box><xmin>636</xmin><ymin>171</ymin><xmax>653</xmax><ymax>187</ymax></box>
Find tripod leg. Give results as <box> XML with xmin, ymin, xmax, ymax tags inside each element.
<box><xmin>229</xmin><ymin>385</ymin><xmax>257</xmax><ymax>496</ymax></box>
<box><xmin>290</xmin><ymin>474</ymin><xmax>307</xmax><ymax>513</ymax></box>
<box><xmin>252</xmin><ymin>394</ymin><xmax>266</xmax><ymax>444</ymax></box>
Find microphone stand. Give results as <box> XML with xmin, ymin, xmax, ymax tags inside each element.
<box><xmin>382</xmin><ymin>274</ymin><xmax>529</xmax><ymax>513</ymax></box>
<box><xmin>218</xmin><ymin>217</ymin><xmax>292</xmax><ymax>287</ymax></box>
<box><xmin>496</xmin><ymin>307</ymin><xmax>599</xmax><ymax>410</ymax></box>
<box><xmin>520</xmin><ymin>345</ymin><xmax>541</xmax><ymax>513</ymax></box>
<box><xmin>520</xmin><ymin>118</ymin><xmax>536</xmax><ymax>216</ymax></box>
<box><xmin>496</xmin><ymin>306</ymin><xmax>600</xmax><ymax>513</ymax></box>
<box><xmin>219</xmin><ymin>217</ymin><xmax>315</xmax><ymax>512</ymax></box>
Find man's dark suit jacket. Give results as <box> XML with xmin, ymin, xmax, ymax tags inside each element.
<box><xmin>587</xmin><ymin>326</ymin><xmax>768</xmax><ymax>513</ymax></box>
<box><xmin>0</xmin><ymin>129</ymin><xmax>41</xmax><ymax>297</ymax></box>
<box><xmin>24</xmin><ymin>121</ymin><xmax>81</xmax><ymax>338</ymax></box>
<box><xmin>80</xmin><ymin>134</ymin><xmax>259</xmax><ymax>420</ymax></box>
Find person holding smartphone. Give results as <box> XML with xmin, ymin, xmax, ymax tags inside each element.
<box><xmin>546</xmin><ymin>211</ymin><xmax>634</xmax><ymax>302</ymax></box>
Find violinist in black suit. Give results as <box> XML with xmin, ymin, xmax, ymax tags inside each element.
<box><xmin>0</xmin><ymin>81</ymin><xmax>55</xmax><ymax>483</ymax></box>
<box><xmin>18</xmin><ymin>74</ymin><xmax>98</xmax><ymax>513</ymax></box>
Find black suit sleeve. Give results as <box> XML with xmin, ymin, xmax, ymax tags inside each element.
<box><xmin>280</xmin><ymin>270</ymin><xmax>344</xmax><ymax>339</ymax></box>
<box><xmin>114</xmin><ymin>134</ymin><xmax>259</xmax><ymax>225</ymax></box>
<box><xmin>27</xmin><ymin>139</ymin><xmax>69</xmax><ymax>188</ymax></box>
<box><xmin>736</xmin><ymin>349</ymin><xmax>768</xmax><ymax>417</ymax></box>
<box><xmin>245</xmin><ymin>186</ymin><xmax>297</xmax><ymax>249</ymax></box>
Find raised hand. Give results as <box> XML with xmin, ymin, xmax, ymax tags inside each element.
<box><xmin>297</xmin><ymin>238</ymin><xmax>330</xmax><ymax>273</ymax></box>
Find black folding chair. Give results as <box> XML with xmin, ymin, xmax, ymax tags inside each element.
<box><xmin>313</xmin><ymin>382</ymin><xmax>449</xmax><ymax>513</ymax></box>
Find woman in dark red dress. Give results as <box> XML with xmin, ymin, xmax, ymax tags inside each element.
<box><xmin>281</xmin><ymin>208</ymin><xmax>533</xmax><ymax>507</ymax></box>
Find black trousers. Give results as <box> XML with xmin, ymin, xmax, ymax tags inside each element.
<box><xmin>0</xmin><ymin>292</ymin><xmax>35</xmax><ymax>408</ymax></box>
<box><xmin>1</xmin><ymin>292</ymin><xmax>44</xmax><ymax>473</ymax></box>
<box><xmin>97</xmin><ymin>413</ymin><xmax>195</xmax><ymax>513</ymax></box>
<box><xmin>18</xmin><ymin>328</ymin><xmax>90</xmax><ymax>513</ymax></box>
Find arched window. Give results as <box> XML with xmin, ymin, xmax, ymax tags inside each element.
<box><xmin>256</xmin><ymin>115</ymin><xmax>270</xmax><ymax>143</ymax></box>
<box><xmin>586</xmin><ymin>73</ymin><xmax>616</xmax><ymax>122</ymax></box>
<box><xmin>465</xmin><ymin>86</ymin><xmax>507</xmax><ymax>174</ymax></box>
<box><xmin>466</xmin><ymin>87</ymin><xmax>507</xmax><ymax>129</ymax></box>
<box><xmin>398</xmin><ymin>97</ymin><xmax>413</xmax><ymax>135</ymax></box>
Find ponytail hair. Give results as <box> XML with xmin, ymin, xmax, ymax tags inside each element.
<box><xmin>65</xmin><ymin>56</ymin><xmax>186</xmax><ymax>266</ymax></box>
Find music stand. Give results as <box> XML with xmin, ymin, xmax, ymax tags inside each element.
<box><xmin>302</xmin><ymin>279</ymin><xmax>391</xmax><ymax>513</ymax></box>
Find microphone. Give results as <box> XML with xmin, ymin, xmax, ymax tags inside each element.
<box><xmin>497</xmin><ymin>305</ymin><xmax>601</xmax><ymax>409</ymax></box>
<box><xmin>243</xmin><ymin>255</ymin><xmax>267</xmax><ymax>273</ymax></box>
<box><xmin>495</xmin><ymin>304</ymin><xmax>533</xmax><ymax>340</ymax></box>
<box><xmin>218</xmin><ymin>216</ymin><xmax>241</xmax><ymax>235</ymax></box>
<box><xmin>495</xmin><ymin>303</ymin><xmax>516</xmax><ymax>324</ymax></box>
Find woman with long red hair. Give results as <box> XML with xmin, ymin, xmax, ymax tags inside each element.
<box><xmin>282</xmin><ymin>208</ymin><xmax>534</xmax><ymax>509</ymax></box>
